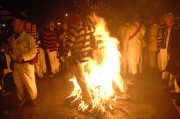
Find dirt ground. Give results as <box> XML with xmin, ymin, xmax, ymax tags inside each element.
<box><xmin>1</xmin><ymin>70</ymin><xmax>180</xmax><ymax>119</ymax></box>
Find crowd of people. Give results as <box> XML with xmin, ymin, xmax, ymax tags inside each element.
<box><xmin>0</xmin><ymin>12</ymin><xmax>180</xmax><ymax>118</ymax></box>
<box><xmin>0</xmin><ymin>16</ymin><xmax>69</xmax><ymax>118</ymax></box>
<box><xmin>118</xmin><ymin>13</ymin><xmax>180</xmax><ymax>106</ymax></box>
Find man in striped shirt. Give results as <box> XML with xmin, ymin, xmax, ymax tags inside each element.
<box><xmin>30</xmin><ymin>23</ymin><xmax>47</xmax><ymax>78</ymax></box>
<box><xmin>43</xmin><ymin>21</ymin><xmax>59</xmax><ymax>77</ymax></box>
<box><xmin>63</xmin><ymin>13</ymin><xmax>95</xmax><ymax>102</ymax></box>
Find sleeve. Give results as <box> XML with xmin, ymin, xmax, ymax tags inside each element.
<box><xmin>22</xmin><ymin>35</ymin><xmax>37</xmax><ymax>61</ymax></box>
<box><xmin>37</xmin><ymin>32</ymin><xmax>40</xmax><ymax>40</ymax></box>
<box><xmin>122</xmin><ymin>28</ymin><xmax>130</xmax><ymax>52</ymax></box>
<box><xmin>63</xmin><ymin>26</ymin><xmax>77</xmax><ymax>56</ymax></box>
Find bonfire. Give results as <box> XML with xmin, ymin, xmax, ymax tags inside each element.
<box><xmin>66</xmin><ymin>13</ymin><xmax>129</xmax><ymax>118</ymax></box>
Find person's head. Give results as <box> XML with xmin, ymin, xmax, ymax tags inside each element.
<box><xmin>12</xmin><ymin>18</ymin><xmax>24</xmax><ymax>34</ymax></box>
<box><xmin>24</xmin><ymin>20</ymin><xmax>31</xmax><ymax>32</ymax></box>
<box><xmin>68</xmin><ymin>13</ymin><xmax>82</xmax><ymax>25</ymax></box>
<box><xmin>62</xmin><ymin>22</ymin><xmax>68</xmax><ymax>31</ymax></box>
<box><xmin>31</xmin><ymin>23</ymin><xmax>37</xmax><ymax>32</ymax></box>
<box><xmin>164</xmin><ymin>13</ymin><xmax>174</xmax><ymax>26</ymax></box>
<box><xmin>146</xmin><ymin>15</ymin><xmax>155</xmax><ymax>25</ymax></box>
<box><xmin>132</xmin><ymin>14</ymin><xmax>141</xmax><ymax>22</ymax></box>
<box><xmin>48</xmin><ymin>21</ymin><xmax>55</xmax><ymax>31</ymax></box>
<box><xmin>159</xmin><ymin>15</ymin><xmax>166</xmax><ymax>25</ymax></box>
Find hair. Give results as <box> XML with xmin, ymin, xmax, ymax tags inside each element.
<box><xmin>165</xmin><ymin>13</ymin><xmax>174</xmax><ymax>20</ymax></box>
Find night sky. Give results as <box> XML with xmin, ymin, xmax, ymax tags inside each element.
<box><xmin>1</xmin><ymin>0</ymin><xmax>136</xmax><ymax>24</ymax></box>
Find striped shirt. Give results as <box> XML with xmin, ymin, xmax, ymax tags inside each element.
<box><xmin>64</xmin><ymin>21</ymin><xmax>95</xmax><ymax>62</ymax></box>
<box><xmin>43</xmin><ymin>30</ymin><xmax>58</xmax><ymax>52</ymax></box>
<box><xmin>157</xmin><ymin>25</ymin><xmax>166</xmax><ymax>52</ymax></box>
<box><xmin>30</xmin><ymin>32</ymin><xmax>40</xmax><ymax>54</ymax></box>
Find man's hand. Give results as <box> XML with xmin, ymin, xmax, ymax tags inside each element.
<box><xmin>167</xmin><ymin>54</ymin><xmax>171</xmax><ymax>60</ymax></box>
<box><xmin>60</xmin><ymin>55</ymin><xmax>68</xmax><ymax>63</ymax></box>
<box><xmin>16</xmin><ymin>55</ymin><xmax>24</xmax><ymax>63</ymax></box>
<box><xmin>36</xmin><ymin>40</ymin><xmax>41</xmax><ymax>45</ymax></box>
<box><xmin>46</xmin><ymin>49</ymin><xmax>50</xmax><ymax>53</ymax></box>
<box><xmin>56</xmin><ymin>43</ymin><xmax>59</xmax><ymax>47</ymax></box>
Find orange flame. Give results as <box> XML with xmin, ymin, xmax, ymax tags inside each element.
<box><xmin>68</xmin><ymin>13</ymin><xmax>124</xmax><ymax>112</ymax></box>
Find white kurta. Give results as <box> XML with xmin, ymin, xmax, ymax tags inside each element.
<box><xmin>160</xmin><ymin>27</ymin><xmax>171</xmax><ymax>79</ymax></box>
<box><xmin>123</xmin><ymin>22</ymin><xmax>146</xmax><ymax>74</ymax></box>
<box><xmin>118</xmin><ymin>23</ymin><xmax>130</xmax><ymax>74</ymax></box>
<box><xmin>8</xmin><ymin>30</ymin><xmax>37</xmax><ymax>101</ymax></box>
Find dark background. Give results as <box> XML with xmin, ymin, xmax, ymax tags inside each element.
<box><xmin>1</xmin><ymin>0</ymin><xmax>180</xmax><ymax>27</ymax></box>
<box><xmin>1</xmin><ymin>0</ymin><xmax>136</xmax><ymax>23</ymax></box>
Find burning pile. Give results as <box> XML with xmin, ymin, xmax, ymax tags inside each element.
<box><xmin>66</xmin><ymin>14</ymin><xmax>129</xmax><ymax>118</ymax></box>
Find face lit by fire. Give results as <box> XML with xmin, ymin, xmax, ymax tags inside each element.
<box><xmin>25</xmin><ymin>22</ymin><xmax>31</xmax><ymax>32</ymax></box>
<box><xmin>62</xmin><ymin>22</ymin><xmax>68</xmax><ymax>31</ymax></box>
<box><xmin>31</xmin><ymin>24</ymin><xmax>37</xmax><ymax>32</ymax></box>
<box><xmin>165</xmin><ymin>14</ymin><xmax>174</xmax><ymax>26</ymax></box>
<box><xmin>49</xmin><ymin>21</ymin><xmax>55</xmax><ymax>31</ymax></box>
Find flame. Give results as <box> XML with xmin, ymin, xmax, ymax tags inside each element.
<box><xmin>68</xmin><ymin>13</ymin><xmax>124</xmax><ymax>113</ymax></box>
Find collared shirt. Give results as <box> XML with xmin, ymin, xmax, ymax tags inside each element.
<box><xmin>8</xmin><ymin>30</ymin><xmax>37</xmax><ymax>61</ymax></box>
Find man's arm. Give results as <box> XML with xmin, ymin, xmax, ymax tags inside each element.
<box><xmin>63</xmin><ymin>26</ymin><xmax>77</xmax><ymax>56</ymax></box>
<box><xmin>22</xmin><ymin>35</ymin><xmax>37</xmax><ymax>61</ymax></box>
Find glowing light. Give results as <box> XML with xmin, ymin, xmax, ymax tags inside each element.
<box><xmin>65</xmin><ymin>13</ymin><xmax>68</xmax><ymax>17</ymax></box>
<box><xmin>67</xmin><ymin>13</ymin><xmax>124</xmax><ymax>113</ymax></box>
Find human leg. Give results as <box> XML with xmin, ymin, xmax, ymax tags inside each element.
<box><xmin>48</xmin><ymin>51</ymin><xmax>56</xmax><ymax>74</ymax></box>
<box><xmin>71</xmin><ymin>62</ymin><xmax>89</xmax><ymax>99</ymax></box>
<box><xmin>39</xmin><ymin>48</ymin><xmax>47</xmax><ymax>74</ymax></box>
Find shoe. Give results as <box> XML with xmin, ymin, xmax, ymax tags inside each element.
<box><xmin>118</xmin><ymin>91</ymin><xmax>131</xmax><ymax>100</ymax></box>
<box><xmin>31</xmin><ymin>98</ymin><xmax>37</xmax><ymax>106</ymax></box>
<box><xmin>18</xmin><ymin>100</ymin><xmax>26</xmax><ymax>107</ymax></box>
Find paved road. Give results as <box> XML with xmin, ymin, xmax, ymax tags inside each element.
<box><xmin>2</xmin><ymin>71</ymin><xmax>180</xmax><ymax>119</ymax></box>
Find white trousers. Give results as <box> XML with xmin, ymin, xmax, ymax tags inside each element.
<box><xmin>35</xmin><ymin>48</ymin><xmax>47</xmax><ymax>77</ymax></box>
<box><xmin>157</xmin><ymin>53</ymin><xmax>162</xmax><ymax>71</ymax></box>
<box><xmin>128</xmin><ymin>61</ymin><xmax>143</xmax><ymax>74</ymax></box>
<box><xmin>121</xmin><ymin>52</ymin><xmax>128</xmax><ymax>75</ymax></box>
<box><xmin>175</xmin><ymin>79</ymin><xmax>180</xmax><ymax>93</ymax></box>
<box><xmin>13</xmin><ymin>63</ymin><xmax>37</xmax><ymax>101</ymax></box>
<box><xmin>71</xmin><ymin>62</ymin><xmax>89</xmax><ymax>97</ymax></box>
<box><xmin>47</xmin><ymin>51</ymin><xmax>59</xmax><ymax>74</ymax></box>
<box><xmin>160</xmin><ymin>48</ymin><xmax>169</xmax><ymax>79</ymax></box>
<box><xmin>148</xmin><ymin>51</ymin><xmax>156</xmax><ymax>68</ymax></box>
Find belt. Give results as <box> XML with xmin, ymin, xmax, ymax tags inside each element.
<box><xmin>12</xmin><ymin>59</ymin><xmax>30</xmax><ymax>64</ymax></box>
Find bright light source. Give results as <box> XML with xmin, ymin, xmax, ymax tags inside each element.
<box><xmin>57</xmin><ymin>22</ymin><xmax>60</xmax><ymax>25</ymax></box>
<box><xmin>2</xmin><ymin>24</ymin><xmax>6</xmax><ymax>27</ymax></box>
<box><xmin>65</xmin><ymin>14</ymin><xmax>68</xmax><ymax>16</ymax></box>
